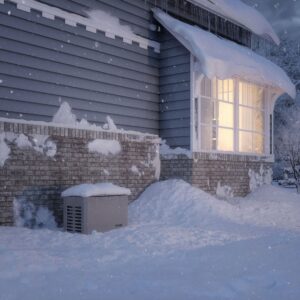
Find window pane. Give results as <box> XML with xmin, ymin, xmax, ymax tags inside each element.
<box><xmin>253</xmin><ymin>85</ymin><xmax>264</xmax><ymax>108</ymax></box>
<box><xmin>201</xmin><ymin>98</ymin><xmax>213</xmax><ymax>125</ymax></box>
<box><xmin>239</xmin><ymin>107</ymin><xmax>264</xmax><ymax>133</ymax></box>
<box><xmin>240</xmin><ymin>82</ymin><xmax>250</xmax><ymax>106</ymax></box>
<box><xmin>253</xmin><ymin>110</ymin><xmax>264</xmax><ymax>133</ymax></box>
<box><xmin>228</xmin><ymin>80</ymin><xmax>234</xmax><ymax>102</ymax></box>
<box><xmin>239</xmin><ymin>106</ymin><xmax>252</xmax><ymax>130</ymax></box>
<box><xmin>217</xmin><ymin>80</ymin><xmax>223</xmax><ymax>100</ymax></box>
<box><xmin>198</xmin><ymin>77</ymin><xmax>267</xmax><ymax>155</ymax></box>
<box><xmin>239</xmin><ymin>82</ymin><xmax>245</xmax><ymax>105</ymax></box>
<box><xmin>201</xmin><ymin>125</ymin><xmax>213</xmax><ymax>151</ymax></box>
<box><xmin>239</xmin><ymin>131</ymin><xmax>252</xmax><ymax>153</ymax></box>
<box><xmin>218</xmin><ymin>102</ymin><xmax>234</xmax><ymax>128</ymax></box>
<box><xmin>239</xmin><ymin>81</ymin><xmax>264</xmax><ymax>109</ymax></box>
<box><xmin>201</xmin><ymin>77</ymin><xmax>212</xmax><ymax>97</ymax></box>
<box><xmin>215</xmin><ymin>79</ymin><xmax>234</xmax><ymax>102</ymax></box>
<box><xmin>218</xmin><ymin>128</ymin><xmax>234</xmax><ymax>151</ymax></box>
<box><xmin>253</xmin><ymin>133</ymin><xmax>264</xmax><ymax>154</ymax></box>
<box><xmin>239</xmin><ymin>131</ymin><xmax>264</xmax><ymax>154</ymax></box>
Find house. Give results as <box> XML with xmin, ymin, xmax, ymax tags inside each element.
<box><xmin>0</xmin><ymin>0</ymin><xmax>295</xmax><ymax>226</ymax></box>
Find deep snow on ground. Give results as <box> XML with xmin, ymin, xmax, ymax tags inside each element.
<box><xmin>0</xmin><ymin>180</ymin><xmax>300</xmax><ymax>300</ymax></box>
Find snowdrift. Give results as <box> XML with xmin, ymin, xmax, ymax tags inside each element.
<box><xmin>130</xmin><ymin>180</ymin><xmax>300</xmax><ymax>231</ymax></box>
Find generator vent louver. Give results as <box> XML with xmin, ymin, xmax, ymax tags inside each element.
<box><xmin>63</xmin><ymin>195</ymin><xmax>128</xmax><ymax>234</ymax></box>
<box><xmin>66</xmin><ymin>205</ymin><xmax>82</xmax><ymax>233</ymax></box>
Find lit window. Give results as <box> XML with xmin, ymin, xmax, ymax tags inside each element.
<box><xmin>196</xmin><ymin>77</ymin><xmax>266</xmax><ymax>155</ymax></box>
<box><xmin>200</xmin><ymin>78</ymin><xmax>234</xmax><ymax>152</ymax></box>
<box><xmin>238</xmin><ymin>81</ymin><xmax>265</xmax><ymax>154</ymax></box>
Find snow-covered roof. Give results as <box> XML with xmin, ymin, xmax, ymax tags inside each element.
<box><xmin>62</xmin><ymin>183</ymin><xmax>131</xmax><ymax>198</ymax></box>
<box><xmin>186</xmin><ymin>0</ymin><xmax>280</xmax><ymax>45</ymax></box>
<box><xmin>153</xmin><ymin>9</ymin><xmax>296</xmax><ymax>99</ymax></box>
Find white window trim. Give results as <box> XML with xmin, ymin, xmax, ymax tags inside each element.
<box><xmin>190</xmin><ymin>55</ymin><xmax>274</xmax><ymax>158</ymax></box>
<box><xmin>1</xmin><ymin>0</ymin><xmax>160</xmax><ymax>53</ymax></box>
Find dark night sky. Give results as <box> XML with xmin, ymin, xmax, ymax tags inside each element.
<box><xmin>243</xmin><ymin>0</ymin><xmax>300</xmax><ymax>40</ymax></box>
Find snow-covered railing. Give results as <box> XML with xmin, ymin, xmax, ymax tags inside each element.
<box><xmin>1</xmin><ymin>0</ymin><xmax>160</xmax><ymax>53</ymax></box>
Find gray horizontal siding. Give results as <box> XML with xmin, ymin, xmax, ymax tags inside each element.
<box><xmin>39</xmin><ymin>0</ymin><xmax>156</xmax><ymax>40</ymax></box>
<box><xmin>0</xmin><ymin>0</ymin><xmax>160</xmax><ymax>133</ymax></box>
<box><xmin>159</xmin><ymin>28</ymin><xmax>191</xmax><ymax>149</ymax></box>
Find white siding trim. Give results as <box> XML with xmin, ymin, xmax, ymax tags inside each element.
<box><xmin>2</xmin><ymin>0</ymin><xmax>160</xmax><ymax>53</ymax></box>
<box><xmin>190</xmin><ymin>54</ymin><xmax>195</xmax><ymax>152</ymax></box>
<box><xmin>265</xmin><ymin>87</ymin><xmax>271</xmax><ymax>155</ymax></box>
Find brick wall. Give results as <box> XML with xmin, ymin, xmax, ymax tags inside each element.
<box><xmin>0</xmin><ymin>120</ymin><xmax>159</xmax><ymax>226</ymax></box>
<box><xmin>161</xmin><ymin>152</ymin><xmax>273</xmax><ymax>197</ymax></box>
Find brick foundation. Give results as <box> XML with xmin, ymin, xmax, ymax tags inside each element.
<box><xmin>0</xmin><ymin>120</ymin><xmax>159</xmax><ymax>226</ymax></box>
<box><xmin>161</xmin><ymin>152</ymin><xmax>273</xmax><ymax>197</ymax></box>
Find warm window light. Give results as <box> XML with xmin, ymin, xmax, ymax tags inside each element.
<box><xmin>199</xmin><ymin>77</ymin><xmax>265</xmax><ymax>154</ymax></box>
<box><xmin>218</xmin><ymin>102</ymin><xmax>233</xmax><ymax>128</ymax></box>
<box><xmin>218</xmin><ymin>128</ymin><xmax>234</xmax><ymax>151</ymax></box>
<box><xmin>238</xmin><ymin>81</ymin><xmax>265</xmax><ymax>154</ymax></box>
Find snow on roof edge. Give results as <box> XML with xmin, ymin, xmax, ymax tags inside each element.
<box><xmin>153</xmin><ymin>9</ymin><xmax>296</xmax><ymax>99</ymax></box>
<box><xmin>186</xmin><ymin>0</ymin><xmax>280</xmax><ymax>45</ymax></box>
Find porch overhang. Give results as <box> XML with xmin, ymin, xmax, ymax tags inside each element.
<box><xmin>153</xmin><ymin>9</ymin><xmax>296</xmax><ymax>100</ymax></box>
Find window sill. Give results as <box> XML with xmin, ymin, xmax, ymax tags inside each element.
<box><xmin>192</xmin><ymin>151</ymin><xmax>274</xmax><ymax>162</ymax></box>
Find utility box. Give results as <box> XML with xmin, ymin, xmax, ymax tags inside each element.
<box><xmin>63</xmin><ymin>195</ymin><xmax>128</xmax><ymax>234</ymax></box>
<box><xmin>62</xmin><ymin>183</ymin><xmax>130</xmax><ymax>234</ymax></box>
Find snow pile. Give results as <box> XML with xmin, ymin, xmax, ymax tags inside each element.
<box><xmin>86</xmin><ymin>10</ymin><xmax>133</xmax><ymax>35</ymax></box>
<box><xmin>153</xmin><ymin>9</ymin><xmax>296</xmax><ymax>98</ymax></box>
<box><xmin>0</xmin><ymin>180</ymin><xmax>300</xmax><ymax>299</ymax></box>
<box><xmin>232</xmin><ymin>185</ymin><xmax>300</xmax><ymax>231</ymax></box>
<box><xmin>88</xmin><ymin>139</ymin><xmax>121</xmax><ymax>156</ymax></box>
<box><xmin>0</xmin><ymin>133</ymin><xmax>56</xmax><ymax>165</ymax></box>
<box><xmin>49</xmin><ymin>102</ymin><xmax>156</xmax><ymax>138</ymax></box>
<box><xmin>52</xmin><ymin>102</ymin><xmax>107</xmax><ymax>129</ymax></box>
<box><xmin>160</xmin><ymin>140</ymin><xmax>192</xmax><ymax>158</ymax></box>
<box><xmin>103</xmin><ymin>169</ymin><xmax>110</xmax><ymax>176</ymax></box>
<box><xmin>130</xmin><ymin>179</ymin><xmax>300</xmax><ymax>231</ymax></box>
<box><xmin>141</xmin><ymin>146</ymin><xmax>161</xmax><ymax>180</ymax></box>
<box><xmin>102</xmin><ymin>116</ymin><xmax>117</xmax><ymax>131</ymax></box>
<box><xmin>62</xmin><ymin>182</ymin><xmax>131</xmax><ymax>197</ymax></box>
<box><xmin>16</xmin><ymin>134</ymin><xmax>57</xmax><ymax>158</ymax></box>
<box><xmin>15</xmin><ymin>133</ymin><xmax>32</xmax><ymax>148</ymax></box>
<box><xmin>52</xmin><ymin>102</ymin><xmax>77</xmax><ymax>125</ymax></box>
<box><xmin>14</xmin><ymin>197</ymin><xmax>57</xmax><ymax>230</ymax></box>
<box><xmin>216</xmin><ymin>182</ymin><xmax>233</xmax><ymax>200</ymax></box>
<box><xmin>249</xmin><ymin>165</ymin><xmax>273</xmax><ymax>192</ymax></box>
<box><xmin>187</xmin><ymin>0</ymin><xmax>280</xmax><ymax>45</ymax></box>
<box><xmin>0</xmin><ymin>133</ymin><xmax>10</xmax><ymax>167</ymax></box>
<box><xmin>152</xmin><ymin>144</ymin><xmax>161</xmax><ymax>180</ymax></box>
<box><xmin>130</xmin><ymin>165</ymin><xmax>142</xmax><ymax>177</ymax></box>
<box><xmin>129</xmin><ymin>179</ymin><xmax>233</xmax><ymax>227</ymax></box>
<box><xmin>0</xmin><ymin>225</ymin><xmax>299</xmax><ymax>300</ymax></box>
<box><xmin>33</xmin><ymin>136</ymin><xmax>57</xmax><ymax>157</ymax></box>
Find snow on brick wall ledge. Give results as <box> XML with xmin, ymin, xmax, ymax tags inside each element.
<box><xmin>0</xmin><ymin>120</ymin><xmax>159</xmax><ymax>226</ymax></box>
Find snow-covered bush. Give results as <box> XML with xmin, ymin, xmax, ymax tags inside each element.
<box><xmin>256</xmin><ymin>35</ymin><xmax>300</xmax><ymax>183</ymax></box>
<box><xmin>273</xmin><ymin>91</ymin><xmax>300</xmax><ymax>191</ymax></box>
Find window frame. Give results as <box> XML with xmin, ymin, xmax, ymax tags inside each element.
<box><xmin>190</xmin><ymin>55</ymin><xmax>273</xmax><ymax>157</ymax></box>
